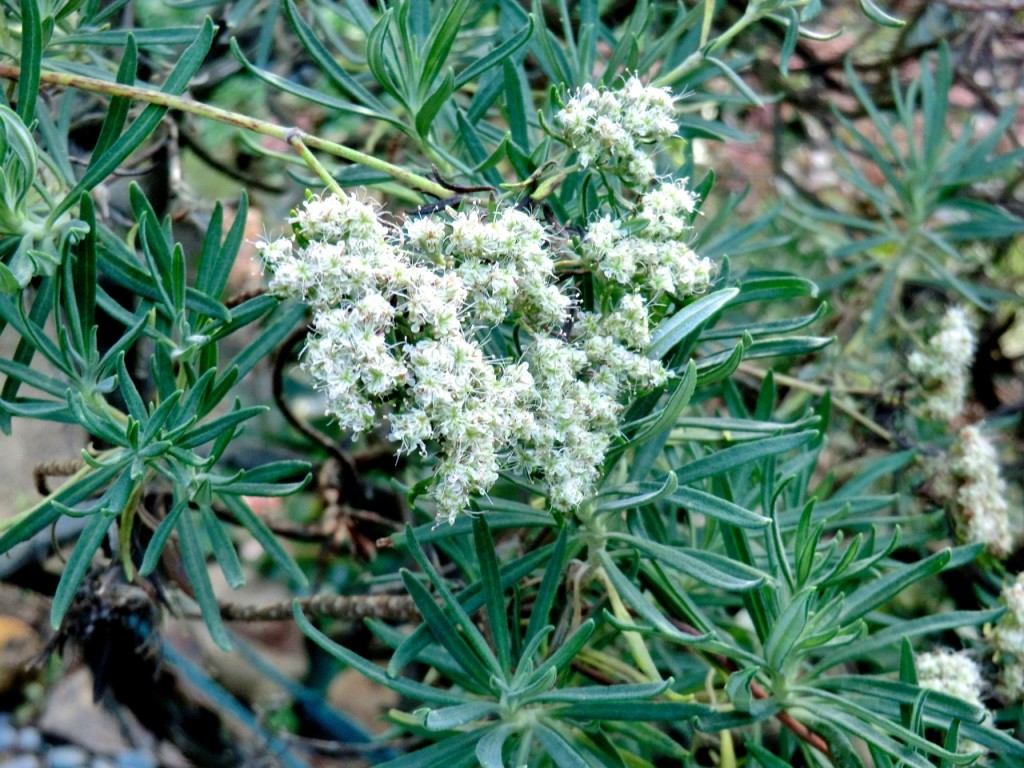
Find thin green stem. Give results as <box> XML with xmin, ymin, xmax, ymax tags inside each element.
<box><xmin>595</xmin><ymin>566</ymin><xmax>662</xmax><ymax>682</ymax></box>
<box><xmin>0</xmin><ymin>64</ymin><xmax>451</xmax><ymax>199</ymax></box>
<box><xmin>653</xmin><ymin>4</ymin><xmax>760</xmax><ymax>87</ymax></box>
<box><xmin>288</xmin><ymin>135</ymin><xmax>343</xmax><ymax>196</ymax></box>
<box><xmin>737</xmin><ymin>362</ymin><xmax>896</xmax><ymax>444</ymax></box>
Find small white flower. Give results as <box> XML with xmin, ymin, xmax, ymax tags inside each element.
<box><xmin>405</xmin><ymin>216</ymin><xmax>447</xmax><ymax>257</ymax></box>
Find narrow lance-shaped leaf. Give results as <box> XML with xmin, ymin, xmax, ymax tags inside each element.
<box><xmin>472</xmin><ymin>516</ymin><xmax>511</xmax><ymax>675</ymax></box>
<box><xmin>90</xmin><ymin>35</ymin><xmax>138</xmax><ymax>162</ymax></box>
<box><xmin>293</xmin><ymin>605</ymin><xmax>465</xmax><ymax>706</ymax></box>
<box><xmin>647</xmin><ymin>287</ymin><xmax>739</xmax><ymax>360</ymax></box>
<box><xmin>52</xmin><ymin>18</ymin><xmax>216</xmax><ymax>221</ymax></box>
<box><xmin>16</xmin><ymin>0</ymin><xmax>43</xmax><ymax>125</ymax></box>
<box><xmin>51</xmin><ymin>512</ymin><xmax>114</xmax><ymax>629</ymax></box>
<box><xmin>177</xmin><ymin>506</ymin><xmax>231</xmax><ymax>650</ymax></box>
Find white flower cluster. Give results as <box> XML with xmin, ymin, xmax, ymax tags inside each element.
<box><xmin>909</xmin><ymin>306</ymin><xmax>976</xmax><ymax>421</ymax></box>
<box><xmin>582</xmin><ymin>179</ymin><xmax>714</xmax><ymax>297</ymax></box>
<box><xmin>947</xmin><ymin>425</ymin><xmax>1014</xmax><ymax>558</ymax></box>
<box><xmin>556</xmin><ymin>75</ymin><xmax>678</xmax><ymax>184</ymax></box>
<box><xmin>988</xmin><ymin>573</ymin><xmax>1024</xmax><ymax>701</ymax></box>
<box><xmin>916</xmin><ymin>648</ymin><xmax>987</xmax><ymax>711</ymax></box>
<box><xmin>513</xmin><ymin>301</ymin><xmax>669</xmax><ymax>511</ymax></box>
<box><xmin>260</xmin><ymin>193</ymin><xmax>674</xmax><ymax>524</ymax></box>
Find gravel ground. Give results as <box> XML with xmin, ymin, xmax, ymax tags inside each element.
<box><xmin>0</xmin><ymin>715</ymin><xmax>158</xmax><ymax>768</ymax></box>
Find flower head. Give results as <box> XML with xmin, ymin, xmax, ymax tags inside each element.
<box><xmin>948</xmin><ymin>425</ymin><xmax>1013</xmax><ymax>558</ymax></box>
<box><xmin>909</xmin><ymin>306</ymin><xmax>976</xmax><ymax>421</ymax></box>
<box><xmin>916</xmin><ymin>648</ymin><xmax>987</xmax><ymax>711</ymax></box>
<box><xmin>556</xmin><ymin>76</ymin><xmax>678</xmax><ymax>184</ymax></box>
<box><xmin>988</xmin><ymin>574</ymin><xmax>1024</xmax><ymax>701</ymax></box>
<box><xmin>262</xmin><ymin>192</ymin><xmax>681</xmax><ymax>525</ymax></box>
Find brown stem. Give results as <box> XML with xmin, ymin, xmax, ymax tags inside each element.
<box><xmin>215</xmin><ymin>593</ymin><xmax>418</xmax><ymax>622</ymax></box>
<box><xmin>667</xmin><ymin>618</ymin><xmax>833</xmax><ymax>760</ymax></box>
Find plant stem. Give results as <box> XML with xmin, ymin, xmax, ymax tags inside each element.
<box><xmin>0</xmin><ymin>64</ymin><xmax>451</xmax><ymax>199</ymax></box>
<box><xmin>287</xmin><ymin>134</ymin><xmax>343</xmax><ymax>196</ymax></box>
<box><xmin>737</xmin><ymin>362</ymin><xmax>896</xmax><ymax>444</ymax></box>
<box><xmin>595</xmin><ymin>566</ymin><xmax>663</xmax><ymax>682</ymax></box>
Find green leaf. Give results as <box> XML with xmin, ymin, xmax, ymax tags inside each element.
<box><xmin>200</xmin><ymin>193</ymin><xmax>248</xmax><ymax>300</ymax></box>
<box><xmin>595</xmin><ymin>472</ymin><xmax>678</xmax><ymax>514</ymax></box>
<box><xmin>745</xmin><ymin>742</ymin><xmax>798</xmax><ymax>768</ymax></box>
<box><xmin>820</xmin><ymin>677</ymin><xmax>984</xmax><ymax>725</ymax></box>
<box><xmin>536</xmin><ymin>680</ymin><xmax>671</xmax><ymax>704</ymax></box>
<box><xmin>674</xmin><ymin>431</ymin><xmax>818</xmax><ymax>486</ymax></box>
<box><xmin>52</xmin><ymin>27</ymin><xmax>205</xmax><ymax>46</ymax></box>
<box><xmin>805</xmin><ymin>690</ymin><xmax>971</xmax><ymax>767</ymax></box>
<box><xmin>476</xmin><ymin>725</ymin><xmax>512</xmax><ymax>768</ymax></box>
<box><xmin>472</xmin><ymin>516</ymin><xmax>511</xmax><ymax>675</ymax></box>
<box><xmin>555</xmin><ymin>700</ymin><xmax>706</xmax><ymax>721</ymax></box>
<box><xmin>52</xmin><ymin>18</ymin><xmax>216</xmax><ymax>221</ymax></box>
<box><xmin>610</xmin><ymin>534</ymin><xmax>766</xmax><ymax>591</ymax></box>
<box><xmin>224</xmin><ymin>301</ymin><xmax>305</xmax><ymax>381</ymax></box>
<box><xmin>200</xmin><ymin>504</ymin><xmax>244</xmax><ymax>589</ymax></box>
<box><xmin>423</xmin><ymin>701</ymin><xmax>500</xmax><ymax>730</ymax></box>
<box><xmin>139</xmin><ymin>499</ymin><xmax>186</xmax><ymax>577</ymax></box>
<box><xmin>176</xmin><ymin>406</ymin><xmax>267</xmax><ymax>450</ymax></box>
<box><xmin>374</xmin><ymin>730</ymin><xmax>481</xmax><ymax>768</ymax></box>
<box><xmin>647</xmin><ymin>288</ymin><xmax>739</xmax><ymax>359</ymax></box>
<box><xmin>90</xmin><ymin>35</ymin><xmax>138</xmax><ymax>162</ymax></box>
<box><xmin>454</xmin><ymin>16</ymin><xmax>533</xmax><ymax>89</ymax></box>
<box><xmin>404</xmin><ymin>525</ymin><xmax>505</xmax><ymax>669</ymax></box>
<box><xmin>294</xmin><ymin>604</ymin><xmax>465</xmax><ymax>705</ymax></box>
<box><xmin>669</xmin><ymin>485</ymin><xmax>771</xmax><ymax>529</ymax></box>
<box><xmin>705</xmin><ymin>56</ymin><xmax>763</xmax><ymax>107</ymax></box>
<box><xmin>367</xmin><ymin>9</ymin><xmax>406</xmax><ymax>104</ymax></box>
<box><xmin>230</xmin><ymin>38</ymin><xmax>405</xmax><ymax>129</ymax></box>
<box><xmin>115</xmin><ymin>353</ymin><xmax>147</xmax><ymax>424</ymax></box>
<box><xmin>536</xmin><ymin>724</ymin><xmax>591</xmax><ymax>768</ymax></box>
<box><xmin>415</xmin><ymin>68</ymin><xmax>454</xmax><ymax>138</ymax></box>
<box><xmin>0</xmin><ymin>263</ymin><xmax>21</xmax><ymax>294</ymax></box>
<box><xmin>218</xmin><ymin>494</ymin><xmax>307</xmax><ymax>586</ymax></box>
<box><xmin>178</xmin><ymin>507</ymin><xmax>231</xmax><ymax>650</ymax></box>
<box><xmin>388</xmin><ymin>546</ymin><xmax>554</xmax><ymax>675</ymax></box>
<box><xmin>282</xmin><ymin>0</ymin><xmax>393</xmax><ymax>115</ymax></box>
<box><xmin>50</xmin><ymin>512</ymin><xmax>113</xmax><ymax>629</ymax></box>
<box><xmin>213</xmin><ymin>459</ymin><xmax>310</xmax><ymax>497</ymax></box>
<box><xmin>0</xmin><ymin>357</ymin><xmax>68</xmax><ymax>398</ymax></box>
<box><xmin>73</xmin><ymin>194</ymin><xmax>98</xmax><ymax>342</ymax></box>
<box><xmin>17</xmin><ymin>0</ymin><xmax>43</xmax><ymax>125</ymax></box>
<box><xmin>502</xmin><ymin>59</ymin><xmax>530</xmax><ymax>151</ymax></box>
<box><xmin>858</xmin><ymin>0</ymin><xmax>904</xmax><ymax>27</ymax></box>
<box><xmin>418</xmin><ymin>0</ymin><xmax>471</xmax><ymax>95</ymax></box>
<box><xmin>763</xmin><ymin>588</ymin><xmax>814</xmax><ymax>671</ymax></box>
<box><xmin>625</xmin><ymin>362</ymin><xmax>696</xmax><ymax>445</ymax></box>
<box><xmin>959</xmin><ymin>719</ymin><xmax>1024</xmax><ymax>761</ymax></box>
<box><xmin>732</xmin><ymin>276</ymin><xmax>818</xmax><ymax>304</ymax></box>
<box><xmin>599</xmin><ymin>551</ymin><xmax>700</xmax><ymax>642</ymax></box>
<box><xmin>815</xmin><ymin>608</ymin><xmax>1003</xmax><ymax>671</ymax></box>
<box><xmin>530</xmin><ymin>620</ymin><xmax>596</xmax><ymax>681</ymax></box>
<box><xmin>839</xmin><ymin>547</ymin><xmax>962</xmax><ymax>624</ymax></box>
<box><xmin>401</xmin><ymin>569</ymin><xmax>499</xmax><ymax>690</ymax></box>
<box><xmin>524</xmin><ymin>524</ymin><xmax>570</xmax><ymax>650</ymax></box>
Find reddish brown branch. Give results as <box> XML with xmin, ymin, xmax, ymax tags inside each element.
<box><xmin>667</xmin><ymin>618</ymin><xmax>833</xmax><ymax>760</ymax></box>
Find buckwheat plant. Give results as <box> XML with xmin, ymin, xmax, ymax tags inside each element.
<box><xmin>1</xmin><ymin>1</ymin><xmax>1022</xmax><ymax>767</ymax></box>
